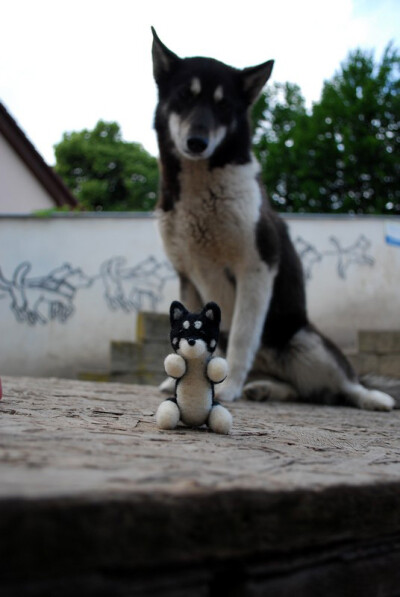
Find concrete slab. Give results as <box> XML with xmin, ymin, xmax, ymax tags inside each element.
<box><xmin>1</xmin><ymin>376</ymin><xmax>400</xmax><ymax>595</ymax></box>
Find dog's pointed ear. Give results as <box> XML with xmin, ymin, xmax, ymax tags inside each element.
<box><xmin>170</xmin><ymin>300</ymin><xmax>188</xmax><ymax>325</ymax></box>
<box><xmin>241</xmin><ymin>59</ymin><xmax>274</xmax><ymax>105</ymax></box>
<box><xmin>151</xmin><ymin>27</ymin><xmax>180</xmax><ymax>83</ymax></box>
<box><xmin>202</xmin><ymin>302</ymin><xmax>221</xmax><ymax>327</ymax></box>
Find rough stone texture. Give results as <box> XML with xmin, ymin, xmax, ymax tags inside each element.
<box><xmin>136</xmin><ymin>311</ymin><xmax>171</xmax><ymax>343</ymax></box>
<box><xmin>358</xmin><ymin>330</ymin><xmax>400</xmax><ymax>355</ymax></box>
<box><xmin>81</xmin><ymin>312</ymin><xmax>171</xmax><ymax>385</ymax></box>
<box><xmin>110</xmin><ymin>339</ymin><xmax>168</xmax><ymax>385</ymax></box>
<box><xmin>1</xmin><ymin>375</ymin><xmax>400</xmax><ymax>596</ymax></box>
<box><xmin>349</xmin><ymin>352</ymin><xmax>400</xmax><ymax>378</ymax></box>
<box><xmin>110</xmin><ymin>341</ymin><xmax>143</xmax><ymax>373</ymax></box>
<box><xmin>85</xmin><ymin>315</ymin><xmax>400</xmax><ymax>384</ymax></box>
<box><xmin>348</xmin><ymin>330</ymin><xmax>400</xmax><ymax>379</ymax></box>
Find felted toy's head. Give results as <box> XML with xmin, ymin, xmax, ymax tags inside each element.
<box><xmin>169</xmin><ymin>300</ymin><xmax>221</xmax><ymax>360</ymax></box>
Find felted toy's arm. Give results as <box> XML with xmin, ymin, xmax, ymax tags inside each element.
<box><xmin>164</xmin><ymin>353</ymin><xmax>186</xmax><ymax>379</ymax></box>
<box><xmin>207</xmin><ymin>357</ymin><xmax>228</xmax><ymax>384</ymax></box>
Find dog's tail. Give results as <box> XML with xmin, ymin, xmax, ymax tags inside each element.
<box><xmin>361</xmin><ymin>374</ymin><xmax>400</xmax><ymax>408</ymax></box>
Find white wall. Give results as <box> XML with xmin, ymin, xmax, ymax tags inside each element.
<box><xmin>0</xmin><ymin>134</ymin><xmax>54</xmax><ymax>213</ymax></box>
<box><xmin>0</xmin><ymin>213</ymin><xmax>399</xmax><ymax>378</ymax></box>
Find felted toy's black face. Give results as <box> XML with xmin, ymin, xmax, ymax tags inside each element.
<box><xmin>169</xmin><ymin>300</ymin><xmax>221</xmax><ymax>359</ymax></box>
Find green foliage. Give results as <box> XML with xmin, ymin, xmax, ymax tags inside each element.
<box><xmin>54</xmin><ymin>121</ymin><xmax>158</xmax><ymax>211</ymax></box>
<box><xmin>253</xmin><ymin>43</ymin><xmax>400</xmax><ymax>214</ymax></box>
<box><xmin>32</xmin><ymin>206</ymin><xmax>72</xmax><ymax>217</ymax></box>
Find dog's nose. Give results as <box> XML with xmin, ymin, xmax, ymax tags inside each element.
<box><xmin>187</xmin><ymin>339</ymin><xmax>196</xmax><ymax>346</ymax></box>
<box><xmin>187</xmin><ymin>136</ymin><xmax>208</xmax><ymax>154</ymax></box>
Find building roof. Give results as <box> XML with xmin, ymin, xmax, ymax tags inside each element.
<box><xmin>0</xmin><ymin>102</ymin><xmax>78</xmax><ymax>209</ymax></box>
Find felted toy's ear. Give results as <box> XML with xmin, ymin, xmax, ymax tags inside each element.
<box><xmin>202</xmin><ymin>302</ymin><xmax>221</xmax><ymax>327</ymax></box>
<box><xmin>241</xmin><ymin>59</ymin><xmax>274</xmax><ymax>105</ymax></box>
<box><xmin>151</xmin><ymin>27</ymin><xmax>180</xmax><ymax>83</ymax></box>
<box><xmin>170</xmin><ymin>300</ymin><xmax>188</xmax><ymax>325</ymax></box>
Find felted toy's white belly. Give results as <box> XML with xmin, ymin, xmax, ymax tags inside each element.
<box><xmin>176</xmin><ymin>360</ymin><xmax>213</xmax><ymax>427</ymax></box>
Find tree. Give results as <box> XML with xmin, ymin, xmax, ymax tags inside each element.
<box><xmin>253</xmin><ymin>43</ymin><xmax>400</xmax><ymax>214</ymax></box>
<box><xmin>54</xmin><ymin>121</ymin><xmax>159</xmax><ymax>211</ymax></box>
<box><xmin>252</xmin><ymin>82</ymin><xmax>309</xmax><ymax>212</ymax></box>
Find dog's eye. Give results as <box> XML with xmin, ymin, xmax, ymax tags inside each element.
<box><xmin>217</xmin><ymin>98</ymin><xmax>232</xmax><ymax>116</ymax></box>
<box><xmin>177</xmin><ymin>87</ymin><xmax>194</xmax><ymax>102</ymax></box>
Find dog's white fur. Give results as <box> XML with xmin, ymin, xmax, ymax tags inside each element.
<box><xmin>158</xmin><ymin>157</ymin><xmax>279</xmax><ymax>401</ymax></box>
<box><xmin>152</xmin><ymin>28</ymin><xmax>397</xmax><ymax>411</ymax></box>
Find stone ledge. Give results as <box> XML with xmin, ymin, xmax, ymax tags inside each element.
<box><xmin>358</xmin><ymin>330</ymin><xmax>400</xmax><ymax>355</ymax></box>
<box><xmin>136</xmin><ymin>311</ymin><xmax>170</xmax><ymax>343</ymax></box>
<box><xmin>1</xmin><ymin>375</ymin><xmax>400</xmax><ymax>595</ymax></box>
<box><xmin>349</xmin><ymin>353</ymin><xmax>400</xmax><ymax>378</ymax></box>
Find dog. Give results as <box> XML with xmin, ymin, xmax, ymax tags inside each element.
<box><xmin>151</xmin><ymin>27</ymin><xmax>399</xmax><ymax>410</ymax></box>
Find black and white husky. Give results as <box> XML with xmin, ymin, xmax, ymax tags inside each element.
<box><xmin>151</xmin><ymin>27</ymin><xmax>399</xmax><ymax>411</ymax></box>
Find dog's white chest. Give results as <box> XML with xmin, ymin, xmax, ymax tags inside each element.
<box><xmin>158</xmin><ymin>158</ymin><xmax>262</xmax><ymax>271</ymax></box>
<box><xmin>176</xmin><ymin>360</ymin><xmax>213</xmax><ymax>426</ymax></box>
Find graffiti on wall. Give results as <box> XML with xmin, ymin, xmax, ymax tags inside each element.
<box><xmin>0</xmin><ymin>256</ymin><xmax>176</xmax><ymax>326</ymax></box>
<box><xmin>294</xmin><ymin>234</ymin><xmax>375</xmax><ymax>281</ymax></box>
<box><xmin>0</xmin><ymin>234</ymin><xmax>375</xmax><ymax>326</ymax></box>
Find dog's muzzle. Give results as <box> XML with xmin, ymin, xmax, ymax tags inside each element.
<box><xmin>187</xmin><ymin>136</ymin><xmax>209</xmax><ymax>155</ymax></box>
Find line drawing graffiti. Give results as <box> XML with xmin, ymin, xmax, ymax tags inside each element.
<box><xmin>294</xmin><ymin>234</ymin><xmax>375</xmax><ymax>281</ymax></box>
<box><xmin>293</xmin><ymin>237</ymin><xmax>323</xmax><ymax>280</ymax></box>
<box><xmin>99</xmin><ymin>256</ymin><xmax>176</xmax><ymax>313</ymax></box>
<box><xmin>0</xmin><ymin>256</ymin><xmax>176</xmax><ymax>326</ymax></box>
<box><xmin>0</xmin><ymin>236</ymin><xmax>373</xmax><ymax>326</ymax></box>
<box><xmin>0</xmin><ymin>263</ymin><xmax>93</xmax><ymax>325</ymax></box>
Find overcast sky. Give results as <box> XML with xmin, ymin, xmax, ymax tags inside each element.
<box><xmin>1</xmin><ymin>0</ymin><xmax>399</xmax><ymax>164</ymax></box>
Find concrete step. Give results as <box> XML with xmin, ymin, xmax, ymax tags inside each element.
<box><xmin>109</xmin><ymin>312</ymin><xmax>170</xmax><ymax>385</ymax></box>
<box><xmin>348</xmin><ymin>330</ymin><xmax>400</xmax><ymax>379</ymax></box>
<box><xmin>84</xmin><ymin>317</ymin><xmax>400</xmax><ymax>384</ymax></box>
<box><xmin>358</xmin><ymin>330</ymin><xmax>400</xmax><ymax>355</ymax></box>
<box><xmin>136</xmin><ymin>311</ymin><xmax>170</xmax><ymax>343</ymax></box>
<box><xmin>348</xmin><ymin>353</ymin><xmax>400</xmax><ymax>379</ymax></box>
<box><xmin>110</xmin><ymin>339</ymin><xmax>169</xmax><ymax>385</ymax></box>
<box><xmin>80</xmin><ymin>311</ymin><xmax>170</xmax><ymax>385</ymax></box>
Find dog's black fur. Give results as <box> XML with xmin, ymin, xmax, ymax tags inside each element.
<box><xmin>151</xmin><ymin>27</ymin><xmax>398</xmax><ymax>410</ymax></box>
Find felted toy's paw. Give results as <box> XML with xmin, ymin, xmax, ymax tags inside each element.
<box><xmin>208</xmin><ymin>404</ymin><xmax>233</xmax><ymax>435</ymax></box>
<box><xmin>156</xmin><ymin>399</ymin><xmax>180</xmax><ymax>430</ymax></box>
<box><xmin>164</xmin><ymin>353</ymin><xmax>186</xmax><ymax>379</ymax></box>
<box><xmin>207</xmin><ymin>357</ymin><xmax>228</xmax><ymax>384</ymax></box>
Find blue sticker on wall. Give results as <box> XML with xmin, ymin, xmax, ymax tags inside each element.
<box><xmin>385</xmin><ymin>223</ymin><xmax>400</xmax><ymax>247</ymax></box>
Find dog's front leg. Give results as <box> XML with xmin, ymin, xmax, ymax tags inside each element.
<box><xmin>216</xmin><ymin>263</ymin><xmax>277</xmax><ymax>402</ymax></box>
<box><xmin>179</xmin><ymin>273</ymin><xmax>203</xmax><ymax>312</ymax></box>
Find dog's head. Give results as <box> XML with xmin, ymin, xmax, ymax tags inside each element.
<box><xmin>151</xmin><ymin>27</ymin><xmax>274</xmax><ymax>162</ymax></box>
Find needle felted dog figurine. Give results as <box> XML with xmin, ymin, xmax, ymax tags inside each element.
<box><xmin>156</xmin><ymin>301</ymin><xmax>233</xmax><ymax>434</ymax></box>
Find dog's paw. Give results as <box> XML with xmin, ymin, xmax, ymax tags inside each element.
<box><xmin>244</xmin><ymin>380</ymin><xmax>297</xmax><ymax>402</ymax></box>
<box><xmin>215</xmin><ymin>380</ymin><xmax>242</xmax><ymax>402</ymax></box>
<box><xmin>243</xmin><ymin>381</ymin><xmax>270</xmax><ymax>402</ymax></box>
<box><xmin>357</xmin><ymin>389</ymin><xmax>395</xmax><ymax>411</ymax></box>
